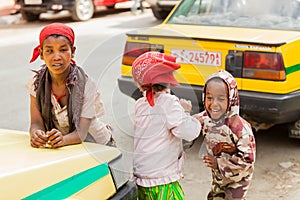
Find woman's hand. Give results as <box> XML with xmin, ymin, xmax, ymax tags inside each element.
<box><xmin>47</xmin><ymin>129</ymin><xmax>65</xmax><ymax>148</ymax></box>
<box><xmin>30</xmin><ymin>129</ymin><xmax>48</xmax><ymax>148</ymax></box>
<box><xmin>203</xmin><ymin>154</ymin><xmax>218</xmax><ymax>169</ymax></box>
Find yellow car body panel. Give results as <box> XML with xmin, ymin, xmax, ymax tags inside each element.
<box><xmin>70</xmin><ymin>175</ymin><xmax>115</xmax><ymax>199</ymax></box>
<box><xmin>122</xmin><ymin>24</ymin><xmax>300</xmax><ymax>94</ymax></box>
<box><xmin>0</xmin><ymin>129</ymin><xmax>120</xmax><ymax>200</ymax></box>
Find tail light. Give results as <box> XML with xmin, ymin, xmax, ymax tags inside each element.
<box><xmin>243</xmin><ymin>52</ymin><xmax>286</xmax><ymax>81</ymax></box>
<box><xmin>122</xmin><ymin>42</ymin><xmax>164</xmax><ymax>66</ymax></box>
<box><xmin>226</xmin><ymin>51</ymin><xmax>286</xmax><ymax>81</ymax></box>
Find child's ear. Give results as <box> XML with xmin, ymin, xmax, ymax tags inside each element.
<box><xmin>71</xmin><ymin>46</ymin><xmax>76</xmax><ymax>58</ymax></box>
<box><xmin>38</xmin><ymin>47</ymin><xmax>44</xmax><ymax>60</ymax></box>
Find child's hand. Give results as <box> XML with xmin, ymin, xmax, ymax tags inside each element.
<box><xmin>47</xmin><ymin>129</ymin><xmax>65</xmax><ymax>148</ymax></box>
<box><xmin>180</xmin><ymin>98</ymin><xmax>192</xmax><ymax>113</ymax></box>
<box><xmin>203</xmin><ymin>154</ymin><xmax>218</xmax><ymax>169</ymax></box>
<box><xmin>212</xmin><ymin>142</ymin><xmax>237</xmax><ymax>156</ymax></box>
<box><xmin>30</xmin><ymin>129</ymin><xmax>48</xmax><ymax>148</ymax></box>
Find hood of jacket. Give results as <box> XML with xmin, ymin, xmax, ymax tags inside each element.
<box><xmin>202</xmin><ymin>70</ymin><xmax>239</xmax><ymax>120</ymax></box>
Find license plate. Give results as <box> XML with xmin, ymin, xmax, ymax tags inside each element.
<box><xmin>24</xmin><ymin>0</ymin><xmax>42</xmax><ymax>5</ymax></box>
<box><xmin>171</xmin><ymin>49</ymin><xmax>222</xmax><ymax>66</ymax></box>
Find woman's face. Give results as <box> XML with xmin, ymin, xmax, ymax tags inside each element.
<box><xmin>205</xmin><ymin>79</ymin><xmax>229</xmax><ymax>121</ymax></box>
<box><xmin>40</xmin><ymin>36</ymin><xmax>75</xmax><ymax>76</ymax></box>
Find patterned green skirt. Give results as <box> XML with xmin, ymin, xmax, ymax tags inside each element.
<box><xmin>137</xmin><ymin>181</ymin><xmax>186</xmax><ymax>200</ymax></box>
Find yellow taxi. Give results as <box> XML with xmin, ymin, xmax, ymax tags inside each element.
<box><xmin>0</xmin><ymin>129</ymin><xmax>137</xmax><ymax>199</ymax></box>
<box><xmin>118</xmin><ymin>0</ymin><xmax>300</xmax><ymax>138</ymax></box>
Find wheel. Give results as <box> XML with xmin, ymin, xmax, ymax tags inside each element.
<box><xmin>288</xmin><ymin>120</ymin><xmax>300</xmax><ymax>139</ymax></box>
<box><xmin>20</xmin><ymin>10</ymin><xmax>40</xmax><ymax>21</ymax></box>
<box><xmin>71</xmin><ymin>0</ymin><xmax>94</xmax><ymax>21</ymax></box>
<box><xmin>151</xmin><ymin>7</ymin><xmax>169</xmax><ymax>20</ymax></box>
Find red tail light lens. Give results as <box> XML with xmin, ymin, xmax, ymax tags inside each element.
<box><xmin>122</xmin><ymin>42</ymin><xmax>164</xmax><ymax>66</ymax></box>
<box><xmin>122</xmin><ymin>42</ymin><xmax>151</xmax><ymax>66</ymax></box>
<box><xmin>243</xmin><ymin>52</ymin><xmax>286</xmax><ymax>81</ymax></box>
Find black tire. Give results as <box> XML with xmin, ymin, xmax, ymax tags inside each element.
<box><xmin>151</xmin><ymin>8</ymin><xmax>169</xmax><ymax>20</ymax></box>
<box><xmin>71</xmin><ymin>0</ymin><xmax>95</xmax><ymax>21</ymax></box>
<box><xmin>20</xmin><ymin>10</ymin><xmax>40</xmax><ymax>21</ymax></box>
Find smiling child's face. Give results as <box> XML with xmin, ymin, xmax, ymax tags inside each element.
<box><xmin>205</xmin><ymin>79</ymin><xmax>229</xmax><ymax>121</ymax></box>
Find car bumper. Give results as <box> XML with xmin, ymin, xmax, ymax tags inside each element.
<box><xmin>118</xmin><ymin>76</ymin><xmax>300</xmax><ymax>124</ymax></box>
<box><xmin>19</xmin><ymin>1</ymin><xmax>74</xmax><ymax>13</ymax></box>
<box><xmin>118</xmin><ymin>76</ymin><xmax>203</xmax><ymax>114</ymax></box>
<box><xmin>239</xmin><ymin>90</ymin><xmax>300</xmax><ymax>124</ymax></box>
<box><xmin>146</xmin><ymin>0</ymin><xmax>178</xmax><ymax>8</ymax></box>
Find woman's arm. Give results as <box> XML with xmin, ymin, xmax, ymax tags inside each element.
<box><xmin>30</xmin><ymin>94</ymin><xmax>92</xmax><ymax>148</ymax></box>
<box><xmin>29</xmin><ymin>95</ymin><xmax>48</xmax><ymax>148</ymax></box>
<box><xmin>47</xmin><ymin>117</ymin><xmax>91</xmax><ymax>148</ymax></box>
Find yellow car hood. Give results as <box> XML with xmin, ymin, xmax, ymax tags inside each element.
<box><xmin>0</xmin><ymin>129</ymin><xmax>120</xmax><ymax>200</ymax></box>
<box><xmin>131</xmin><ymin>24</ymin><xmax>300</xmax><ymax>45</ymax></box>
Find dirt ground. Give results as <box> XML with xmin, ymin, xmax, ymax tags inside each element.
<box><xmin>181</xmin><ymin>124</ymin><xmax>300</xmax><ymax>200</ymax></box>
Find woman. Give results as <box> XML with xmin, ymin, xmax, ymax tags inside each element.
<box><xmin>27</xmin><ymin>23</ymin><xmax>114</xmax><ymax>148</ymax></box>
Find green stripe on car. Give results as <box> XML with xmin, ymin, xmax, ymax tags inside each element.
<box><xmin>286</xmin><ymin>63</ymin><xmax>300</xmax><ymax>75</ymax></box>
<box><xmin>22</xmin><ymin>163</ymin><xmax>110</xmax><ymax>200</ymax></box>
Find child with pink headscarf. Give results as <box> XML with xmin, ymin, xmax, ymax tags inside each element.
<box><xmin>131</xmin><ymin>51</ymin><xmax>201</xmax><ymax>199</ymax></box>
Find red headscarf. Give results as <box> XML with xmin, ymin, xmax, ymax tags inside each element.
<box><xmin>132</xmin><ymin>51</ymin><xmax>180</xmax><ymax>106</ymax></box>
<box><xmin>30</xmin><ymin>23</ymin><xmax>76</xmax><ymax>65</ymax></box>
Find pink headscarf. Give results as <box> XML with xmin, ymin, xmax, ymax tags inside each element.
<box><xmin>30</xmin><ymin>23</ymin><xmax>76</xmax><ymax>65</ymax></box>
<box><xmin>132</xmin><ymin>51</ymin><xmax>180</xmax><ymax>106</ymax></box>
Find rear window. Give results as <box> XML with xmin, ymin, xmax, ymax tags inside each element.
<box><xmin>168</xmin><ymin>0</ymin><xmax>300</xmax><ymax>31</ymax></box>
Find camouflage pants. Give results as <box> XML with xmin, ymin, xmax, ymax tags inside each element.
<box><xmin>207</xmin><ymin>177</ymin><xmax>250</xmax><ymax>200</ymax></box>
